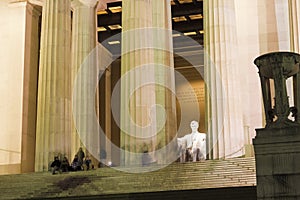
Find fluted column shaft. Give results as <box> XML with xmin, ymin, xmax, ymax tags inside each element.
<box><xmin>35</xmin><ymin>0</ymin><xmax>71</xmax><ymax>171</ymax></box>
<box><xmin>204</xmin><ymin>0</ymin><xmax>244</xmax><ymax>159</ymax></box>
<box><xmin>71</xmin><ymin>0</ymin><xmax>98</xmax><ymax>161</ymax></box>
<box><xmin>288</xmin><ymin>0</ymin><xmax>300</xmax><ymax>52</ymax></box>
<box><xmin>288</xmin><ymin>0</ymin><xmax>300</xmax><ymax>122</ymax></box>
<box><xmin>121</xmin><ymin>0</ymin><xmax>176</xmax><ymax>165</ymax></box>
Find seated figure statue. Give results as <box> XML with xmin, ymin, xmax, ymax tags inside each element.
<box><xmin>177</xmin><ymin>134</ymin><xmax>189</xmax><ymax>162</ymax></box>
<box><xmin>177</xmin><ymin>120</ymin><xmax>206</xmax><ymax>162</ymax></box>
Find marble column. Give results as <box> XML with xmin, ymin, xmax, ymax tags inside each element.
<box><xmin>288</xmin><ymin>0</ymin><xmax>300</xmax><ymax>120</ymax></box>
<box><xmin>204</xmin><ymin>0</ymin><xmax>245</xmax><ymax>159</ymax></box>
<box><xmin>35</xmin><ymin>0</ymin><xmax>71</xmax><ymax>171</ymax></box>
<box><xmin>120</xmin><ymin>0</ymin><xmax>176</xmax><ymax>165</ymax></box>
<box><xmin>21</xmin><ymin>2</ymin><xmax>41</xmax><ymax>173</ymax></box>
<box><xmin>288</xmin><ymin>0</ymin><xmax>300</xmax><ymax>52</ymax></box>
<box><xmin>71</xmin><ymin>0</ymin><xmax>98</xmax><ymax>163</ymax></box>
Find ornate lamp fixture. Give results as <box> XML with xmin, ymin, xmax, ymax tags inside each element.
<box><xmin>254</xmin><ymin>52</ymin><xmax>300</xmax><ymax>128</ymax></box>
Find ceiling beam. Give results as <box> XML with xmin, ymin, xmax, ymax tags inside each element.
<box><xmin>107</xmin><ymin>1</ymin><xmax>122</xmax><ymax>7</ymax></box>
<box><xmin>172</xmin><ymin>19</ymin><xmax>203</xmax><ymax>33</ymax></box>
<box><xmin>97</xmin><ymin>12</ymin><xmax>122</xmax><ymax>27</ymax></box>
<box><xmin>171</xmin><ymin>2</ymin><xmax>203</xmax><ymax>17</ymax></box>
<box><xmin>98</xmin><ymin>30</ymin><xmax>121</xmax><ymax>43</ymax></box>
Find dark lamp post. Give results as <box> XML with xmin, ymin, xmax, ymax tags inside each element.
<box><xmin>254</xmin><ymin>52</ymin><xmax>300</xmax><ymax>128</ymax></box>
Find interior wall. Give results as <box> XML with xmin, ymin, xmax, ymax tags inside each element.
<box><xmin>99</xmin><ymin>64</ymin><xmax>108</xmax><ymax>167</ymax></box>
<box><xmin>110</xmin><ymin>59</ymin><xmax>121</xmax><ymax>166</ymax></box>
<box><xmin>175</xmin><ymin>68</ymin><xmax>205</xmax><ymax>137</ymax></box>
<box><xmin>0</xmin><ymin>0</ymin><xmax>27</xmax><ymax>174</ymax></box>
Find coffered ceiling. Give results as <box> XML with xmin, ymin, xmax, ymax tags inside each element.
<box><xmin>97</xmin><ymin>0</ymin><xmax>204</xmax><ymax>81</ymax></box>
<box><xmin>97</xmin><ymin>0</ymin><xmax>203</xmax><ymax>56</ymax></box>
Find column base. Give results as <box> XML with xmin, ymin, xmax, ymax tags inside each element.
<box><xmin>245</xmin><ymin>144</ymin><xmax>255</xmax><ymax>157</ymax></box>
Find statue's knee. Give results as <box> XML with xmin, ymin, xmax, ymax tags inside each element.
<box><xmin>192</xmin><ymin>148</ymin><xmax>198</xmax><ymax>154</ymax></box>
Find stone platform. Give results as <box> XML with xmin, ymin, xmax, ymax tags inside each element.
<box><xmin>0</xmin><ymin>157</ymin><xmax>257</xmax><ymax>200</ymax></box>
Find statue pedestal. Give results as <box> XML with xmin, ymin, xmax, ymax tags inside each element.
<box><xmin>253</xmin><ymin>126</ymin><xmax>300</xmax><ymax>200</ymax></box>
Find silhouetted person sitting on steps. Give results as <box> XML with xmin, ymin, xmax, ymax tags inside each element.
<box><xmin>50</xmin><ymin>156</ymin><xmax>61</xmax><ymax>175</ymax></box>
<box><xmin>76</xmin><ymin>147</ymin><xmax>85</xmax><ymax>169</ymax></box>
<box><xmin>60</xmin><ymin>156</ymin><xmax>70</xmax><ymax>172</ymax></box>
<box><xmin>71</xmin><ymin>155</ymin><xmax>82</xmax><ymax>171</ymax></box>
<box><xmin>84</xmin><ymin>155</ymin><xmax>93</xmax><ymax>170</ymax></box>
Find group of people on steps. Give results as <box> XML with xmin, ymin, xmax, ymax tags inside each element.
<box><xmin>50</xmin><ymin>147</ymin><xmax>93</xmax><ymax>175</ymax></box>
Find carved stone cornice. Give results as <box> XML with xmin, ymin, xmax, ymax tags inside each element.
<box><xmin>8</xmin><ymin>0</ymin><xmax>27</xmax><ymax>7</ymax></box>
<box><xmin>29</xmin><ymin>0</ymin><xmax>99</xmax><ymax>8</ymax></box>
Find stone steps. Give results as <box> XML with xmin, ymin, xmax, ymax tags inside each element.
<box><xmin>0</xmin><ymin>157</ymin><xmax>256</xmax><ymax>199</ymax></box>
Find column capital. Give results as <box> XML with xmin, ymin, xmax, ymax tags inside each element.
<box><xmin>71</xmin><ymin>0</ymin><xmax>98</xmax><ymax>9</ymax></box>
<box><xmin>26</xmin><ymin>2</ymin><xmax>42</xmax><ymax>17</ymax></box>
<box><xmin>28</xmin><ymin>0</ymin><xmax>44</xmax><ymax>7</ymax></box>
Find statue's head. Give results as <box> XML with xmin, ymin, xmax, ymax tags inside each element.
<box><xmin>190</xmin><ymin>120</ymin><xmax>199</xmax><ymax>132</ymax></box>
